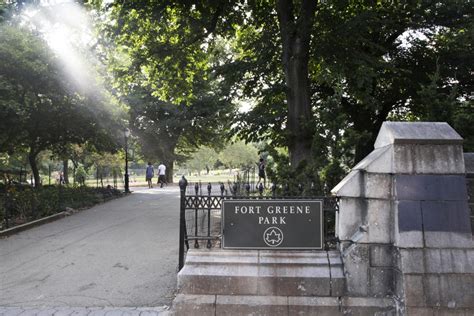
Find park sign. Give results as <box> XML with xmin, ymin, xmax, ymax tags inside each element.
<box><xmin>222</xmin><ymin>200</ymin><xmax>323</xmax><ymax>249</ymax></box>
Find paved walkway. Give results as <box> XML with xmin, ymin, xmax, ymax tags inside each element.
<box><xmin>0</xmin><ymin>306</ymin><xmax>169</xmax><ymax>316</ymax></box>
<box><xmin>0</xmin><ymin>187</ymin><xmax>181</xmax><ymax>315</ymax></box>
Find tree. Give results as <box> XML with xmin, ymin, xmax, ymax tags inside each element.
<box><xmin>125</xmin><ymin>82</ymin><xmax>233</xmax><ymax>183</ymax></box>
<box><xmin>91</xmin><ymin>1</ymin><xmax>237</xmax><ymax>182</ymax></box>
<box><xmin>89</xmin><ymin>151</ymin><xmax>122</xmax><ymax>188</ymax></box>
<box><xmin>93</xmin><ymin>1</ymin><xmax>473</xmax><ymax>182</ymax></box>
<box><xmin>219</xmin><ymin>142</ymin><xmax>258</xmax><ymax>171</ymax></box>
<box><xmin>311</xmin><ymin>2</ymin><xmax>473</xmax><ymax>160</ymax></box>
<box><xmin>0</xmin><ymin>24</ymin><xmax>120</xmax><ymax>186</ymax></box>
<box><xmin>92</xmin><ymin>0</ymin><xmax>319</xmax><ymax>168</ymax></box>
<box><xmin>276</xmin><ymin>0</ymin><xmax>317</xmax><ymax>167</ymax></box>
<box><xmin>235</xmin><ymin>1</ymin><xmax>473</xmax><ymax>164</ymax></box>
<box><xmin>186</xmin><ymin>147</ymin><xmax>218</xmax><ymax>175</ymax></box>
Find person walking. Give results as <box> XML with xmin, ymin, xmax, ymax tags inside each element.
<box><xmin>256</xmin><ymin>158</ymin><xmax>266</xmax><ymax>188</ymax></box>
<box><xmin>146</xmin><ymin>162</ymin><xmax>154</xmax><ymax>188</ymax></box>
<box><xmin>157</xmin><ymin>162</ymin><xmax>167</xmax><ymax>188</ymax></box>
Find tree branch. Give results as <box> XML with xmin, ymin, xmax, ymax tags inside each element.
<box><xmin>297</xmin><ymin>0</ymin><xmax>317</xmax><ymax>44</ymax></box>
<box><xmin>183</xmin><ymin>3</ymin><xmax>226</xmax><ymax>47</ymax></box>
<box><xmin>276</xmin><ymin>0</ymin><xmax>295</xmax><ymax>65</ymax></box>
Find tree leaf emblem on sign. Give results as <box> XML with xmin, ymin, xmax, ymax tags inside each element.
<box><xmin>263</xmin><ymin>227</ymin><xmax>284</xmax><ymax>247</ymax></box>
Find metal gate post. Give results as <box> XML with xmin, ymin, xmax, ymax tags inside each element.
<box><xmin>207</xmin><ymin>183</ymin><xmax>212</xmax><ymax>248</ymax></box>
<box><xmin>178</xmin><ymin>177</ymin><xmax>188</xmax><ymax>271</ymax></box>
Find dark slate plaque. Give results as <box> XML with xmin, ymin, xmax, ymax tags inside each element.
<box><xmin>395</xmin><ymin>175</ymin><xmax>467</xmax><ymax>201</ymax></box>
<box><xmin>222</xmin><ymin>200</ymin><xmax>323</xmax><ymax>249</ymax></box>
<box><xmin>398</xmin><ymin>200</ymin><xmax>423</xmax><ymax>232</ymax></box>
<box><xmin>421</xmin><ymin>200</ymin><xmax>472</xmax><ymax>233</ymax></box>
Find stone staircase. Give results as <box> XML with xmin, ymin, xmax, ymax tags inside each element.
<box><xmin>171</xmin><ymin>249</ymin><xmax>396</xmax><ymax>315</ymax></box>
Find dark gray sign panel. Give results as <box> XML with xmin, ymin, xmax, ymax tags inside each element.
<box><xmin>222</xmin><ymin>200</ymin><xmax>323</xmax><ymax>249</ymax></box>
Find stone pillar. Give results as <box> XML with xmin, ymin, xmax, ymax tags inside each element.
<box><xmin>465</xmin><ymin>153</ymin><xmax>474</xmax><ymax>230</ymax></box>
<box><xmin>332</xmin><ymin>122</ymin><xmax>474</xmax><ymax>314</ymax></box>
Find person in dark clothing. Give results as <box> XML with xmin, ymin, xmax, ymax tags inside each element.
<box><xmin>256</xmin><ymin>158</ymin><xmax>266</xmax><ymax>188</ymax></box>
<box><xmin>146</xmin><ymin>162</ymin><xmax>154</xmax><ymax>188</ymax></box>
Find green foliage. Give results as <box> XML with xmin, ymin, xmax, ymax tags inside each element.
<box><xmin>75</xmin><ymin>166</ymin><xmax>87</xmax><ymax>186</ymax></box>
<box><xmin>452</xmin><ymin>102</ymin><xmax>474</xmax><ymax>151</ymax></box>
<box><xmin>320</xmin><ymin>160</ymin><xmax>346</xmax><ymax>195</ymax></box>
<box><xmin>125</xmin><ymin>84</ymin><xmax>233</xmax><ymax>168</ymax></box>
<box><xmin>87</xmin><ymin>2</ymin><xmax>474</xmax><ymax>190</ymax></box>
<box><xmin>218</xmin><ymin>142</ymin><xmax>258</xmax><ymax>169</ymax></box>
<box><xmin>0</xmin><ymin>185</ymin><xmax>123</xmax><ymax>229</ymax></box>
<box><xmin>185</xmin><ymin>147</ymin><xmax>218</xmax><ymax>174</ymax></box>
<box><xmin>0</xmin><ymin>22</ymin><xmax>122</xmax><ymax>185</ymax></box>
<box><xmin>94</xmin><ymin>3</ymin><xmax>237</xmax><ymax>176</ymax></box>
<box><xmin>262</xmin><ymin>1</ymin><xmax>472</xmax><ymax>188</ymax></box>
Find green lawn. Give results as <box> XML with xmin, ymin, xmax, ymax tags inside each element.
<box><xmin>63</xmin><ymin>169</ymin><xmax>255</xmax><ymax>188</ymax></box>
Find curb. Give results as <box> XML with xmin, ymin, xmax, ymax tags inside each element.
<box><xmin>0</xmin><ymin>212</ymin><xmax>68</xmax><ymax>238</ymax></box>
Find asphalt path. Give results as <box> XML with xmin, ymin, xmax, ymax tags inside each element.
<box><xmin>0</xmin><ymin>186</ymin><xmax>181</xmax><ymax>308</ymax></box>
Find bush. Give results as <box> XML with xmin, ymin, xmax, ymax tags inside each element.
<box><xmin>0</xmin><ymin>196</ymin><xmax>5</xmax><ymax>226</ymax></box>
<box><xmin>75</xmin><ymin>166</ymin><xmax>87</xmax><ymax>186</ymax></box>
<box><xmin>1</xmin><ymin>185</ymin><xmax>123</xmax><ymax>230</ymax></box>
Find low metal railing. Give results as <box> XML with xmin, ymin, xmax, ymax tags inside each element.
<box><xmin>178</xmin><ymin>179</ymin><xmax>339</xmax><ymax>271</ymax></box>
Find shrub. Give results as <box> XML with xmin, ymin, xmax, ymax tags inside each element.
<box><xmin>1</xmin><ymin>186</ymin><xmax>123</xmax><ymax>230</ymax></box>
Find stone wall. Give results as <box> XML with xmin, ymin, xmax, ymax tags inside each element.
<box><xmin>465</xmin><ymin>153</ymin><xmax>474</xmax><ymax>232</ymax></box>
<box><xmin>332</xmin><ymin>122</ymin><xmax>474</xmax><ymax>315</ymax></box>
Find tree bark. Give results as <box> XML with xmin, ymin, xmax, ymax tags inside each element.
<box><xmin>165</xmin><ymin>160</ymin><xmax>174</xmax><ymax>184</ymax></box>
<box><xmin>72</xmin><ymin>162</ymin><xmax>77</xmax><ymax>185</ymax></box>
<box><xmin>276</xmin><ymin>0</ymin><xmax>317</xmax><ymax>168</ymax></box>
<box><xmin>28</xmin><ymin>149</ymin><xmax>41</xmax><ymax>188</ymax></box>
<box><xmin>63</xmin><ymin>159</ymin><xmax>69</xmax><ymax>184</ymax></box>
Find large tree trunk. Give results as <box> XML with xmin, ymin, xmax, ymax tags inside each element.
<box><xmin>286</xmin><ymin>53</ymin><xmax>313</xmax><ymax>167</ymax></box>
<box><xmin>28</xmin><ymin>149</ymin><xmax>41</xmax><ymax>188</ymax></box>
<box><xmin>165</xmin><ymin>160</ymin><xmax>174</xmax><ymax>184</ymax></box>
<box><xmin>72</xmin><ymin>161</ymin><xmax>77</xmax><ymax>185</ymax></box>
<box><xmin>276</xmin><ymin>0</ymin><xmax>317</xmax><ymax>168</ymax></box>
<box><xmin>63</xmin><ymin>159</ymin><xmax>69</xmax><ymax>184</ymax></box>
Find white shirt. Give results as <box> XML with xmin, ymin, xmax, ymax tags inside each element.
<box><xmin>158</xmin><ymin>164</ymin><xmax>166</xmax><ymax>175</ymax></box>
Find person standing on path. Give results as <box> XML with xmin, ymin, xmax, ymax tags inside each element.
<box><xmin>157</xmin><ymin>162</ymin><xmax>167</xmax><ymax>188</ymax></box>
<box><xmin>256</xmin><ymin>158</ymin><xmax>266</xmax><ymax>188</ymax></box>
<box><xmin>146</xmin><ymin>162</ymin><xmax>154</xmax><ymax>188</ymax></box>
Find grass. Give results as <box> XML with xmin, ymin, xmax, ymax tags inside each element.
<box><xmin>79</xmin><ymin>169</ymin><xmax>253</xmax><ymax>187</ymax></box>
<box><xmin>175</xmin><ymin>173</ymin><xmax>241</xmax><ymax>183</ymax></box>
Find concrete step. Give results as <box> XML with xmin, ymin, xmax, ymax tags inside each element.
<box><xmin>178</xmin><ymin>249</ymin><xmax>345</xmax><ymax>297</ymax></box>
<box><xmin>172</xmin><ymin>294</ymin><xmax>396</xmax><ymax>316</ymax></box>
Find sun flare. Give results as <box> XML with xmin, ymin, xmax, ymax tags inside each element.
<box><xmin>20</xmin><ymin>0</ymin><xmax>97</xmax><ymax>92</ymax></box>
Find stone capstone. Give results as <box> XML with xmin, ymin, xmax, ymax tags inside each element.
<box><xmin>374</xmin><ymin>121</ymin><xmax>463</xmax><ymax>148</ymax></box>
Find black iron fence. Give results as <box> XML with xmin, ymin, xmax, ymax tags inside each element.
<box><xmin>178</xmin><ymin>179</ymin><xmax>339</xmax><ymax>270</ymax></box>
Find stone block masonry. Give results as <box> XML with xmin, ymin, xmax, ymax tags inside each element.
<box><xmin>332</xmin><ymin>122</ymin><xmax>474</xmax><ymax>315</ymax></box>
<box><xmin>172</xmin><ymin>249</ymin><xmax>398</xmax><ymax>315</ymax></box>
<box><xmin>465</xmin><ymin>152</ymin><xmax>474</xmax><ymax>236</ymax></box>
<box><xmin>169</xmin><ymin>122</ymin><xmax>473</xmax><ymax>315</ymax></box>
